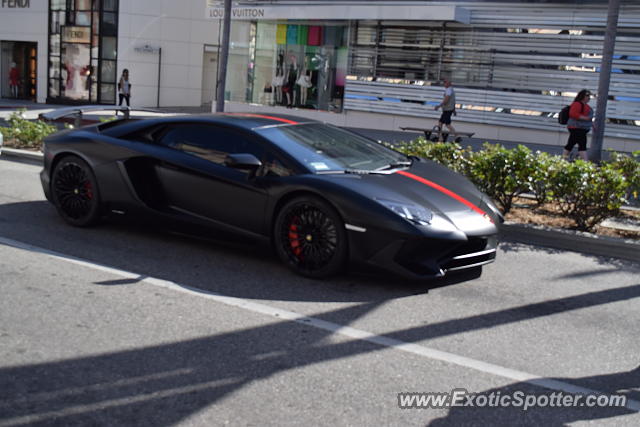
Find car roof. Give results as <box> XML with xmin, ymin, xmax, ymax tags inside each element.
<box><xmin>100</xmin><ymin>112</ymin><xmax>320</xmax><ymax>136</ymax></box>
<box><xmin>213</xmin><ymin>113</ymin><xmax>320</xmax><ymax>129</ymax></box>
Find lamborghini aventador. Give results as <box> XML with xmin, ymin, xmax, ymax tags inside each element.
<box><xmin>40</xmin><ymin>112</ymin><xmax>502</xmax><ymax>279</ymax></box>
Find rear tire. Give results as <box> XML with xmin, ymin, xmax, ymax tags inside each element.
<box><xmin>51</xmin><ymin>155</ymin><xmax>102</xmax><ymax>227</ymax></box>
<box><xmin>274</xmin><ymin>196</ymin><xmax>348</xmax><ymax>278</ymax></box>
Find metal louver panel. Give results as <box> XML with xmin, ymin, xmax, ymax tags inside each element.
<box><xmin>346</xmin><ymin>2</ymin><xmax>640</xmax><ymax>138</ymax></box>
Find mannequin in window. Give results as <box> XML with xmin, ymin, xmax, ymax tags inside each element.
<box><xmin>271</xmin><ymin>51</ymin><xmax>285</xmax><ymax>105</ymax></box>
<box><xmin>283</xmin><ymin>53</ymin><xmax>298</xmax><ymax>107</ymax></box>
<box><xmin>9</xmin><ymin>62</ymin><xmax>19</xmax><ymax>98</ymax></box>
<box><xmin>296</xmin><ymin>57</ymin><xmax>312</xmax><ymax>107</ymax></box>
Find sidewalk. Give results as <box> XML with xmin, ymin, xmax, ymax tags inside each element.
<box><xmin>1</xmin><ymin>98</ymin><xmax>639</xmax><ymax>263</ymax></box>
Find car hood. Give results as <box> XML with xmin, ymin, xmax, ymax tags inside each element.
<box><xmin>319</xmin><ymin>160</ymin><xmax>499</xmax><ymax>234</ymax></box>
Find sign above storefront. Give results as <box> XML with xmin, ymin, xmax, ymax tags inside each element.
<box><xmin>205</xmin><ymin>2</ymin><xmax>470</xmax><ymax>24</ymax></box>
<box><xmin>134</xmin><ymin>44</ymin><xmax>160</xmax><ymax>54</ymax></box>
<box><xmin>62</xmin><ymin>26</ymin><xmax>90</xmax><ymax>44</ymax></box>
<box><xmin>1</xmin><ymin>0</ymin><xmax>30</xmax><ymax>7</ymax></box>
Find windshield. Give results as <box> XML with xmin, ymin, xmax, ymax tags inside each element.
<box><xmin>257</xmin><ymin>123</ymin><xmax>408</xmax><ymax>173</ymax></box>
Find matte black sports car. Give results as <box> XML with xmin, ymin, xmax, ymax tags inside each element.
<box><xmin>40</xmin><ymin>113</ymin><xmax>502</xmax><ymax>279</ymax></box>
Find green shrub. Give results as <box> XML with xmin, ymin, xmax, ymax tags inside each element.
<box><xmin>0</xmin><ymin>109</ymin><xmax>57</xmax><ymax>150</ymax></box>
<box><xmin>549</xmin><ymin>160</ymin><xmax>627</xmax><ymax>231</ymax></box>
<box><xmin>467</xmin><ymin>143</ymin><xmax>536</xmax><ymax>214</ymax></box>
<box><xmin>529</xmin><ymin>151</ymin><xmax>565</xmax><ymax>208</ymax></box>
<box><xmin>606</xmin><ymin>150</ymin><xmax>640</xmax><ymax>203</ymax></box>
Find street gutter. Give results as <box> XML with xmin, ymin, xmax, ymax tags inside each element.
<box><xmin>500</xmin><ymin>222</ymin><xmax>640</xmax><ymax>264</ymax></box>
<box><xmin>2</xmin><ymin>147</ymin><xmax>639</xmax><ymax>264</ymax></box>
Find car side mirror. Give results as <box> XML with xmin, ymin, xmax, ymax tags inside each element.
<box><xmin>224</xmin><ymin>153</ymin><xmax>262</xmax><ymax>171</ymax></box>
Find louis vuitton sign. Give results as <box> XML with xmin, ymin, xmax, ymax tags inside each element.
<box><xmin>207</xmin><ymin>7</ymin><xmax>265</xmax><ymax>19</ymax></box>
<box><xmin>205</xmin><ymin>1</ymin><xmax>469</xmax><ymax>23</ymax></box>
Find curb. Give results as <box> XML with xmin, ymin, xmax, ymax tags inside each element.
<box><xmin>2</xmin><ymin>147</ymin><xmax>639</xmax><ymax>264</ymax></box>
<box><xmin>500</xmin><ymin>222</ymin><xmax>640</xmax><ymax>263</ymax></box>
<box><xmin>1</xmin><ymin>147</ymin><xmax>44</xmax><ymax>162</ymax></box>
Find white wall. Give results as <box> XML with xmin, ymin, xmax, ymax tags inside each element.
<box><xmin>118</xmin><ymin>0</ymin><xmax>220</xmax><ymax>107</ymax></box>
<box><xmin>0</xmin><ymin>2</ymin><xmax>48</xmax><ymax>103</ymax></box>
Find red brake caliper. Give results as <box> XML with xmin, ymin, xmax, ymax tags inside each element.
<box><xmin>288</xmin><ymin>219</ymin><xmax>303</xmax><ymax>259</ymax></box>
<box><xmin>84</xmin><ymin>181</ymin><xmax>93</xmax><ymax>200</ymax></box>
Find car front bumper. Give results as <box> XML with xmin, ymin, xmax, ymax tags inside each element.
<box><xmin>348</xmin><ymin>226</ymin><xmax>499</xmax><ymax>280</ymax></box>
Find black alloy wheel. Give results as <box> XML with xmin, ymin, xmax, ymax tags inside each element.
<box><xmin>51</xmin><ymin>155</ymin><xmax>102</xmax><ymax>227</ymax></box>
<box><xmin>274</xmin><ymin>196</ymin><xmax>348</xmax><ymax>278</ymax></box>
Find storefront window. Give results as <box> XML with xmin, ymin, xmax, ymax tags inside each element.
<box><xmin>103</xmin><ymin>0</ymin><xmax>116</xmax><ymax>12</ymax></box>
<box><xmin>50</xmin><ymin>0</ymin><xmax>65</xmax><ymax>9</ymax></box>
<box><xmin>226</xmin><ymin>22</ymin><xmax>252</xmax><ymax>103</ymax></box>
<box><xmin>101</xmin><ymin>37</ymin><xmax>116</xmax><ymax>59</ymax></box>
<box><xmin>253</xmin><ymin>22</ymin><xmax>277</xmax><ymax>106</ymax></box>
<box><xmin>100</xmin><ymin>59</ymin><xmax>116</xmax><ymax>81</ymax></box>
<box><xmin>229</xmin><ymin>21</ymin><xmax>348</xmax><ymax>112</ymax></box>
<box><xmin>47</xmin><ymin>0</ymin><xmax>118</xmax><ymax>104</ymax></box>
<box><xmin>61</xmin><ymin>43</ymin><xmax>90</xmax><ymax>100</ymax></box>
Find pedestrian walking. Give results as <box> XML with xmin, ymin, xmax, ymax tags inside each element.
<box><xmin>434</xmin><ymin>78</ymin><xmax>458</xmax><ymax>142</ymax></box>
<box><xmin>118</xmin><ymin>69</ymin><xmax>132</xmax><ymax>107</ymax></box>
<box><xmin>563</xmin><ymin>89</ymin><xmax>594</xmax><ymax>161</ymax></box>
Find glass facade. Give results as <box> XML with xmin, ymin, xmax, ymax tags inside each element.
<box><xmin>228</xmin><ymin>21</ymin><xmax>349</xmax><ymax>112</ymax></box>
<box><xmin>48</xmin><ymin>0</ymin><xmax>118</xmax><ymax>104</ymax></box>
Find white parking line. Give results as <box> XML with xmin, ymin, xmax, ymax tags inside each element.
<box><xmin>1</xmin><ymin>235</ymin><xmax>638</xmax><ymax>413</ymax></box>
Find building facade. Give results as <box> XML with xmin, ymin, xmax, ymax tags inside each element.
<box><xmin>1</xmin><ymin>0</ymin><xmax>639</xmax><ymax>152</ymax></box>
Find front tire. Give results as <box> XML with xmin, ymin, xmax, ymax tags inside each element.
<box><xmin>274</xmin><ymin>196</ymin><xmax>348</xmax><ymax>278</ymax></box>
<box><xmin>51</xmin><ymin>155</ymin><xmax>102</xmax><ymax>227</ymax></box>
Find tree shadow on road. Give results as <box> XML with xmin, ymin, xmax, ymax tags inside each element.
<box><xmin>428</xmin><ymin>366</ymin><xmax>639</xmax><ymax>426</ymax></box>
<box><xmin>1</xmin><ymin>288</ymin><xmax>638</xmax><ymax>426</ymax></box>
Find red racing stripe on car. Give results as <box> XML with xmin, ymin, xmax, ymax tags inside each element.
<box><xmin>224</xmin><ymin>113</ymin><xmax>299</xmax><ymax>124</ymax></box>
<box><xmin>396</xmin><ymin>170</ymin><xmax>490</xmax><ymax>218</ymax></box>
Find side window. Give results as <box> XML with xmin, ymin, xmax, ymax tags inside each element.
<box><xmin>157</xmin><ymin>123</ymin><xmax>295</xmax><ymax>177</ymax></box>
<box><xmin>259</xmin><ymin>153</ymin><xmax>294</xmax><ymax>177</ymax></box>
<box><xmin>158</xmin><ymin>124</ymin><xmax>265</xmax><ymax>167</ymax></box>
<box><xmin>121</xmin><ymin>125</ymin><xmax>164</xmax><ymax>144</ymax></box>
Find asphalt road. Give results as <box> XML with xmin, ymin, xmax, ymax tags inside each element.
<box><xmin>0</xmin><ymin>156</ymin><xmax>639</xmax><ymax>426</ymax></box>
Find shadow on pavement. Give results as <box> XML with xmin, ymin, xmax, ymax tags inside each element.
<box><xmin>0</xmin><ymin>200</ymin><xmax>482</xmax><ymax>304</ymax></box>
<box><xmin>428</xmin><ymin>366</ymin><xmax>639</xmax><ymax>426</ymax></box>
<box><xmin>0</xmin><ymin>294</ymin><xmax>637</xmax><ymax>425</ymax></box>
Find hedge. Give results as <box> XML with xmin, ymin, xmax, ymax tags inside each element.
<box><xmin>0</xmin><ymin>109</ymin><xmax>57</xmax><ymax>150</ymax></box>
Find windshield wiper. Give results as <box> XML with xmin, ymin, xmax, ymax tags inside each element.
<box><xmin>374</xmin><ymin>160</ymin><xmax>413</xmax><ymax>171</ymax></box>
<box><xmin>317</xmin><ymin>160</ymin><xmax>412</xmax><ymax>175</ymax></box>
<box><xmin>320</xmin><ymin>169</ymin><xmax>381</xmax><ymax>175</ymax></box>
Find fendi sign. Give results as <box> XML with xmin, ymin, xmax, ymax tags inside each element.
<box><xmin>1</xmin><ymin>0</ymin><xmax>30</xmax><ymax>7</ymax></box>
<box><xmin>62</xmin><ymin>26</ymin><xmax>90</xmax><ymax>43</ymax></box>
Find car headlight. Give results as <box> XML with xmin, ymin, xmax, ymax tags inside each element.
<box><xmin>376</xmin><ymin>198</ymin><xmax>433</xmax><ymax>226</ymax></box>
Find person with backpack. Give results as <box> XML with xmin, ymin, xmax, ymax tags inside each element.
<box><xmin>563</xmin><ymin>89</ymin><xmax>594</xmax><ymax>161</ymax></box>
